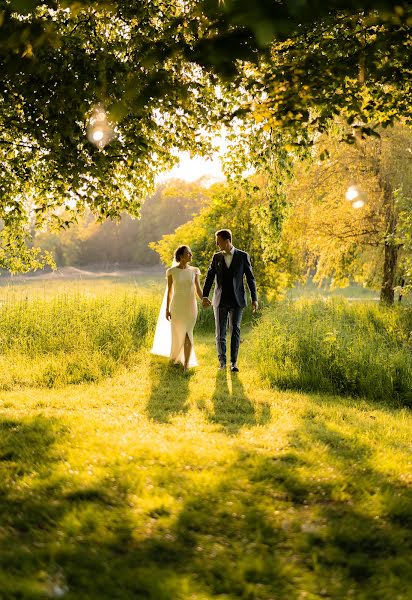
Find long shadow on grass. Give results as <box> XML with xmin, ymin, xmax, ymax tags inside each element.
<box><xmin>206</xmin><ymin>369</ymin><xmax>271</xmax><ymax>435</ymax></box>
<box><xmin>0</xmin><ymin>415</ymin><xmax>70</xmax><ymax>597</ymax></box>
<box><xmin>0</xmin><ymin>413</ymin><xmax>163</xmax><ymax>598</ymax></box>
<box><xmin>161</xmin><ymin>430</ymin><xmax>411</xmax><ymax>599</ymax></box>
<box><xmin>101</xmin><ymin>445</ymin><xmax>410</xmax><ymax>599</ymax></box>
<box><xmin>146</xmin><ymin>358</ymin><xmax>191</xmax><ymax>423</ymax></box>
<box><xmin>127</xmin><ymin>401</ymin><xmax>410</xmax><ymax>598</ymax></box>
<box><xmin>2</xmin><ymin>408</ymin><xmax>410</xmax><ymax>599</ymax></box>
<box><xmin>275</xmin><ymin>411</ymin><xmax>412</xmax><ymax>596</ymax></box>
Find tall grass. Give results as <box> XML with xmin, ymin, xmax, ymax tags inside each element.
<box><xmin>0</xmin><ymin>292</ymin><xmax>158</xmax><ymax>389</ymax></box>
<box><xmin>0</xmin><ymin>272</ymin><xmax>256</xmax><ymax>389</ymax></box>
<box><xmin>251</xmin><ymin>298</ymin><xmax>412</xmax><ymax>405</ymax></box>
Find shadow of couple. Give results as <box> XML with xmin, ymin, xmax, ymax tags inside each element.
<box><xmin>206</xmin><ymin>369</ymin><xmax>271</xmax><ymax>434</ymax></box>
<box><xmin>147</xmin><ymin>358</ymin><xmax>270</xmax><ymax>434</ymax></box>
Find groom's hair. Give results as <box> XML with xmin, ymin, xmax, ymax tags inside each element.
<box><xmin>174</xmin><ymin>245</ymin><xmax>189</xmax><ymax>262</ymax></box>
<box><xmin>215</xmin><ymin>229</ymin><xmax>232</xmax><ymax>242</ymax></box>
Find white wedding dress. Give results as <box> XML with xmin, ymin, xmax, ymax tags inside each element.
<box><xmin>151</xmin><ymin>265</ymin><xmax>200</xmax><ymax>367</ymax></box>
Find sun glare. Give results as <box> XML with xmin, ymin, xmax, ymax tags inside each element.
<box><xmin>158</xmin><ymin>152</ymin><xmax>225</xmax><ymax>185</ymax></box>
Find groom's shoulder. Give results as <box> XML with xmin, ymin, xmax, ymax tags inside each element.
<box><xmin>235</xmin><ymin>248</ymin><xmax>248</xmax><ymax>258</ymax></box>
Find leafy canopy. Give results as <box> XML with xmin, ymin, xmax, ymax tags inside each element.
<box><xmin>0</xmin><ymin>0</ymin><xmax>411</xmax><ymax>271</ymax></box>
<box><xmin>0</xmin><ymin>0</ymin><xmax>221</xmax><ymax>270</ymax></box>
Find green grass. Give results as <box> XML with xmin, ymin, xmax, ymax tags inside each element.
<box><xmin>0</xmin><ymin>291</ymin><xmax>159</xmax><ymax>389</ymax></box>
<box><xmin>0</xmin><ymin>270</ymin><xmax>164</xmax><ymax>389</ymax></box>
<box><xmin>251</xmin><ymin>298</ymin><xmax>412</xmax><ymax>405</ymax></box>
<box><xmin>0</xmin><ymin>275</ymin><xmax>251</xmax><ymax>389</ymax></box>
<box><xmin>0</xmin><ymin>279</ymin><xmax>411</xmax><ymax>599</ymax></box>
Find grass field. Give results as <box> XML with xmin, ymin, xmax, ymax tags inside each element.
<box><xmin>0</xmin><ymin>268</ymin><xmax>165</xmax><ymax>301</ymax></box>
<box><xmin>0</xmin><ymin>274</ymin><xmax>411</xmax><ymax>599</ymax></box>
<box><xmin>252</xmin><ymin>298</ymin><xmax>412</xmax><ymax>405</ymax></box>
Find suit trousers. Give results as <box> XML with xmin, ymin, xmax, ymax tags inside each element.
<box><xmin>214</xmin><ymin>305</ymin><xmax>244</xmax><ymax>364</ymax></box>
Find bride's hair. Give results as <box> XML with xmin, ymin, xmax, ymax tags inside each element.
<box><xmin>174</xmin><ymin>245</ymin><xmax>189</xmax><ymax>262</ymax></box>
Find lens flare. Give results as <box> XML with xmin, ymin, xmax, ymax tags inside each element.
<box><xmin>352</xmin><ymin>199</ymin><xmax>365</xmax><ymax>209</ymax></box>
<box><xmin>345</xmin><ymin>185</ymin><xmax>359</xmax><ymax>201</ymax></box>
<box><xmin>86</xmin><ymin>104</ymin><xmax>115</xmax><ymax>148</ymax></box>
<box><xmin>92</xmin><ymin>129</ymin><xmax>104</xmax><ymax>142</ymax></box>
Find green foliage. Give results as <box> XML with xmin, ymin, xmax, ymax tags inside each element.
<box><xmin>1</xmin><ymin>0</ymin><xmax>411</xmax><ymax>276</ymax></box>
<box><xmin>199</xmin><ymin>1</ymin><xmax>406</xmax><ymax>43</ymax></box>
<box><xmin>251</xmin><ymin>298</ymin><xmax>412</xmax><ymax>405</ymax></box>
<box><xmin>0</xmin><ymin>222</ymin><xmax>55</xmax><ymax>273</ymax></box>
<box><xmin>395</xmin><ymin>189</ymin><xmax>412</xmax><ymax>297</ymax></box>
<box><xmin>241</xmin><ymin>11</ymin><xmax>412</xmax><ymax>136</ymax></box>
<box><xmin>150</xmin><ymin>180</ymin><xmax>294</xmax><ymax>298</ymax></box>
<box><xmin>221</xmin><ymin>127</ymin><xmax>299</xmax><ymax>266</ymax></box>
<box><xmin>275</xmin><ymin>125</ymin><xmax>412</xmax><ymax>302</ymax></box>
<box><xmin>0</xmin><ymin>0</ymin><xmax>221</xmax><ymax>270</ymax></box>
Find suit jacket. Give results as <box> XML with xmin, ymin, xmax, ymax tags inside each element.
<box><xmin>202</xmin><ymin>248</ymin><xmax>258</xmax><ymax>308</ymax></box>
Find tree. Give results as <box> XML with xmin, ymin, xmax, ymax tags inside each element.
<box><xmin>150</xmin><ymin>180</ymin><xmax>294</xmax><ymax>298</ymax></box>
<box><xmin>197</xmin><ymin>2</ymin><xmax>412</xmax><ymax>132</ymax></box>
<box><xmin>278</xmin><ymin>124</ymin><xmax>412</xmax><ymax>303</ymax></box>
<box><xmin>1</xmin><ymin>0</ymin><xmax>411</xmax><ymax>272</ymax></box>
<box><xmin>34</xmin><ymin>179</ymin><xmax>209</xmax><ymax>266</ymax></box>
<box><xmin>0</xmin><ymin>0</ymin><xmax>223</xmax><ymax>270</ymax></box>
<box><xmin>197</xmin><ymin>4</ymin><xmax>412</xmax><ymax>291</ymax></box>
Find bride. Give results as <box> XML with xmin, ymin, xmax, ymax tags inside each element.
<box><xmin>151</xmin><ymin>245</ymin><xmax>204</xmax><ymax>370</ymax></box>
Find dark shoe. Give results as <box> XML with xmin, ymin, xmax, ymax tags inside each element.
<box><xmin>218</xmin><ymin>361</ymin><xmax>226</xmax><ymax>370</ymax></box>
<box><xmin>230</xmin><ymin>363</ymin><xmax>239</xmax><ymax>372</ymax></box>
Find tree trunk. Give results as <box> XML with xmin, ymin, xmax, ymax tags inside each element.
<box><xmin>398</xmin><ymin>277</ymin><xmax>405</xmax><ymax>303</ymax></box>
<box><xmin>379</xmin><ymin>176</ymin><xmax>398</xmax><ymax>305</ymax></box>
<box><xmin>380</xmin><ymin>241</ymin><xmax>398</xmax><ymax>304</ymax></box>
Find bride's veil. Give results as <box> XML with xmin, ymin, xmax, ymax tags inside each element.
<box><xmin>150</xmin><ymin>259</ymin><xmax>178</xmax><ymax>358</ymax></box>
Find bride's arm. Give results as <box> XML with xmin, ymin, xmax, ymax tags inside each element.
<box><xmin>166</xmin><ymin>274</ymin><xmax>173</xmax><ymax>320</ymax></box>
<box><xmin>195</xmin><ymin>273</ymin><xmax>203</xmax><ymax>300</ymax></box>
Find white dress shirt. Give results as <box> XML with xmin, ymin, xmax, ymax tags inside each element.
<box><xmin>224</xmin><ymin>246</ymin><xmax>235</xmax><ymax>268</ymax></box>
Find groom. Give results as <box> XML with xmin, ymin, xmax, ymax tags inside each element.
<box><xmin>202</xmin><ymin>229</ymin><xmax>258</xmax><ymax>372</ymax></box>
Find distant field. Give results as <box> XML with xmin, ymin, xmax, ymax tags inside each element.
<box><xmin>0</xmin><ymin>266</ymin><xmax>165</xmax><ymax>301</ymax></box>
<box><xmin>0</xmin><ymin>268</ymin><xmax>386</xmax><ymax>302</ymax></box>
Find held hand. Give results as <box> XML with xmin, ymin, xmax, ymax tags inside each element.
<box><xmin>252</xmin><ymin>300</ymin><xmax>258</xmax><ymax>313</ymax></box>
<box><xmin>166</xmin><ymin>309</ymin><xmax>171</xmax><ymax>321</ymax></box>
<box><xmin>202</xmin><ymin>298</ymin><xmax>212</xmax><ymax>308</ymax></box>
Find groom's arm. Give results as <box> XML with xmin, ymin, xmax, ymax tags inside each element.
<box><xmin>244</xmin><ymin>253</ymin><xmax>258</xmax><ymax>302</ymax></box>
<box><xmin>202</xmin><ymin>254</ymin><xmax>217</xmax><ymax>299</ymax></box>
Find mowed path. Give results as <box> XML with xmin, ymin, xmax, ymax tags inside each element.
<box><xmin>0</xmin><ymin>332</ymin><xmax>411</xmax><ymax>599</ymax></box>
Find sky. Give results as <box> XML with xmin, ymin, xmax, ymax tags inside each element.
<box><xmin>163</xmin><ymin>153</ymin><xmax>225</xmax><ymax>182</ymax></box>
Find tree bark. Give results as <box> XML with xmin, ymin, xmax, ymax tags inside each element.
<box><xmin>380</xmin><ymin>241</ymin><xmax>398</xmax><ymax>304</ymax></box>
<box><xmin>379</xmin><ymin>176</ymin><xmax>398</xmax><ymax>305</ymax></box>
<box><xmin>398</xmin><ymin>277</ymin><xmax>405</xmax><ymax>303</ymax></box>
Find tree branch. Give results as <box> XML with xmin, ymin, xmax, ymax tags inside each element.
<box><xmin>0</xmin><ymin>140</ymin><xmax>38</xmax><ymax>149</ymax></box>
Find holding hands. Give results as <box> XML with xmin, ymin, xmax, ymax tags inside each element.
<box><xmin>202</xmin><ymin>298</ymin><xmax>257</xmax><ymax>311</ymax></box>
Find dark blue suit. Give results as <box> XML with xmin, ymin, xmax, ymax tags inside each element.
<box><xmin>202</xmin><ymin>249</ymin><xmax>257</xmax><ymax>364</ymax></box>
